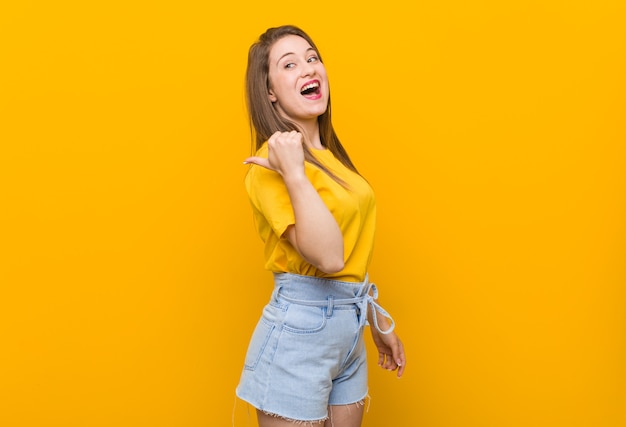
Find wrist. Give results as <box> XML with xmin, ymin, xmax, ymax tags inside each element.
<box><xmin>282</xmin><ymin>170</ymin><xmax>309</xmax><ymax>186</ymax></box>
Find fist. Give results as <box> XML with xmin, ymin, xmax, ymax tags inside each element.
<box><xmin>244</xmin><ymin>131</ymin><xmax>306</xmax><ymax>177</ymax></box>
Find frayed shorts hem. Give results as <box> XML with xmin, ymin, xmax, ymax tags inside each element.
<box><xmin>235</xmin><ymin>392</ymin><xmax>370</xmax><ymax>425</ymax></box>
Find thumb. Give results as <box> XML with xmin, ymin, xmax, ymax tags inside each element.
<box><xmin>243</xmin><ymin>156</ymin><xmax>272</xmax><ymax>170</ymax></box>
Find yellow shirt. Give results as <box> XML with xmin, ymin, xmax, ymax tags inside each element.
<box><xmin>245</xmin><ymin>143</ymin><xmax>376</xmax><ymax>282</ymax></box>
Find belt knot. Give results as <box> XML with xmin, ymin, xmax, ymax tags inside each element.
<box><xmin>358</xmin><ymin>274</ymin><xmax>395</xmax><ymax>335</ymax></box>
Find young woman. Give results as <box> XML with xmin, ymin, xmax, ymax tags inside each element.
<box><xmin>236</xmin><ymin>25</ymin><xmax>406</xmax><ymax>427</ymax></box>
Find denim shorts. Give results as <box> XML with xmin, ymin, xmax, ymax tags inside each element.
<box><xmin>236</xmin><ymin>272</ymin><xmax>394</xmax><ymax>422</ymax></box>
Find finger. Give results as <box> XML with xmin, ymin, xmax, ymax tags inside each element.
<box><xmin>393</xmin><ymin>341</ymin><xmax>406</xmax><ymax>378</ymax></box>
<box><xmin>290</xmin><ymin>130</ymin><xmax>302</xmax><ymax>143</ymax></box>
<box><xmin>396</xmin><ymin>353</ymin><xmax>405</xmax><ymax>377</ymax></box>
<box><xmin>397</xmin><ymin>361</ymin><xmax>406</xmax><ymax>378</ymax></box>
<box><xmin>243</xmin><ymin>156</ymin><xmax>272</xmax><ymax>170</ymax></box>
<box><xmin>381</xmin><ymin>352</ymin><xmax>397</xmax><ymax>371</ymax></box>
<box><xmin>389</xmin><ymin>338</ymin><xmax>403</xmax><ymax>365</ymax></box>
<box><xmin>267</xmin><ymin>131</ymin><xmax>284</xmax><ymax>148</ymax></box>
<box><xmin>268</xmin><ymin>131</ymin><xmax>282</xmax><ymax>142</ymax></box>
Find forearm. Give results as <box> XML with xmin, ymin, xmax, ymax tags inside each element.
<box><xmin>367</xmin><ymin>299</ymin><xmax>393</xmax><ymax>331</ymax></box>
<box><xmin>283</xmin><ymin>173</ymin><xmax>344</xmax><ymax>273</ymax></box>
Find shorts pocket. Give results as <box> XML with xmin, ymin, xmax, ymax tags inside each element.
<box><xmin>243</xmin><ymin>318</ymin><xmax>275</xmax><ymax>371</ymax></box>
<box><xmin>282</xmin><ymin>304</ymin><xmax>327</xmax><ymax>334</ymax></box>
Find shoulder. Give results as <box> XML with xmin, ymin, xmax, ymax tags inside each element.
<box><xmin>247</xmin><ymin>141</ymin><xmax>269</xmax><ymax>159</ymax></box>
<box><xmin>245</xmin><ymin>142</ymin><xmax>282</xmax><ymax>191</ymax></box>
<box><xmin>254</xmin><ymin>142</ymin><xmax>269</xmax><ymax>158</ymax></box>
<box><xmin>245</xmin><ymin>143</ymin><xmax>269</xmax><ymax>178</ymax></box>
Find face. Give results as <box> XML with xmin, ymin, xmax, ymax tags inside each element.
<box><xmin>267</xmin><ymin>35</ymin><xmax>330</xmax><ymax>126</ymax></box>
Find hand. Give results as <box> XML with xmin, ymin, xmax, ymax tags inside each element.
<box><xmin>369</xmin><ymin>327</ymin><xmax>406</xmax><ymax>378</ymax></box>
<box><xmin>244</xmin><ymin>131</ymin><xmax>305</xmax><ymax>179</ymax></box>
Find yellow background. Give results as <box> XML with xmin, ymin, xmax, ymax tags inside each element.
<box><xmin>1</xmin><ymin>1</ymin><xmax>624</xmax><ymax>426</ymax></box>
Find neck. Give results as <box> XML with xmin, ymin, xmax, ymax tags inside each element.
<box><xmin>299</xmin><ymin>119</ymin><xmax>324</xmax><ymax>150</ymax></box>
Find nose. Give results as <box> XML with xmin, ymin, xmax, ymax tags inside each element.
<box><xmin>300</xmin><ymin>61</ymin><xmax>315</xmax><ymax>77</ymax></box>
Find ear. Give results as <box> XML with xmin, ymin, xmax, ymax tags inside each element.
<box><xmin>268</xmin><ymin>88</ymin><xmax>277</xmax><ymax>103</ymax></box>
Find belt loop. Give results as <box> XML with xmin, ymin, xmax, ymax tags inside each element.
<box><xmin>326</xmin><ymin>296</ymin><xmax>334</xmax><ymax>318</ymax></box>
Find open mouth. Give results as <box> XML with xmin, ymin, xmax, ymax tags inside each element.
<box><xmin>300</xmin><ymin>80</ymin><xmax>321</xmax><ymax>97</ymax></box>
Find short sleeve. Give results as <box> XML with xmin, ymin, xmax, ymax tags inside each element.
<box><xmin>244</xmin><ymin>160</ymin><xmax>295</xmax><ymax>239</ymax></box>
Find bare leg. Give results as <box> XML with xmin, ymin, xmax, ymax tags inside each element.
<box><xmin>257</xmin><ymin>410</ymin><xmax>325</xmax><ymax>427</ymax></box>
<box><xmin>324</xmin><ymin>403</ymin><xmax>365</xmax><ymax>427</ymax></box>
<box><xmin>256</xmin><ymin>402</ymin><xmax>364</xmax><ymax>427</ymax></box>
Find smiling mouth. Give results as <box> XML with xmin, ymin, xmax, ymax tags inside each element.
<box><xmin>300</xmin><ymin>81</ymin><xmax>321</xmax><ymax>97</ymax></box>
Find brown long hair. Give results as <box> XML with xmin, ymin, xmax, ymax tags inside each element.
<box><xmin>245</xmin><ymin>25</ymin><xmax>359</xmax><ymax>181</ymax></box>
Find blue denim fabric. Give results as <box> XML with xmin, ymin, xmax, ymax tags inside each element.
<box><xmin>236</xmin><ymin>273</ymin><xmax>393</xmax><ymax>422</ymax></box>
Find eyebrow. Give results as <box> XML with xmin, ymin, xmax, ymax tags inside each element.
<box><xmin>276</xmin><ymin>48</ymin><xmax>317</xmax><ymax>66</ymax></box>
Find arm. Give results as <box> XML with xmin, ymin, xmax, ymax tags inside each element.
<box><xmin>281</xmin><ymin>175</ymin><xmax>344</xmax><ymax>273</ymax></box>
<box><xmin>244</xmin><ymin>131</ymin><xmax>344</xmax><ymax>274</ymax></box>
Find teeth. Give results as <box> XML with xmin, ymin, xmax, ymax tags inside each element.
<box><xmin>301</xmin><ymin>82</ymin><xmax>319</xmax><ymax>92</ymax></box>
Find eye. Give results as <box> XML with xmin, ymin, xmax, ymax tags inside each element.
<box><xmin>284</xmin><ymin>62</ymin><xmax>296</xmax><ymax>69</ymax></box>
<box><xmin>307</xmin><ymin>56</ymin><xmax>319</xmax><ymax>63</ymax></box>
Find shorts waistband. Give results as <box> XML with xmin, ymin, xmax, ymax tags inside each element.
<box><xmin>272</xmin><ymin>272</ymin><xmax>395</xmax><ymax>335</ymax></box>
